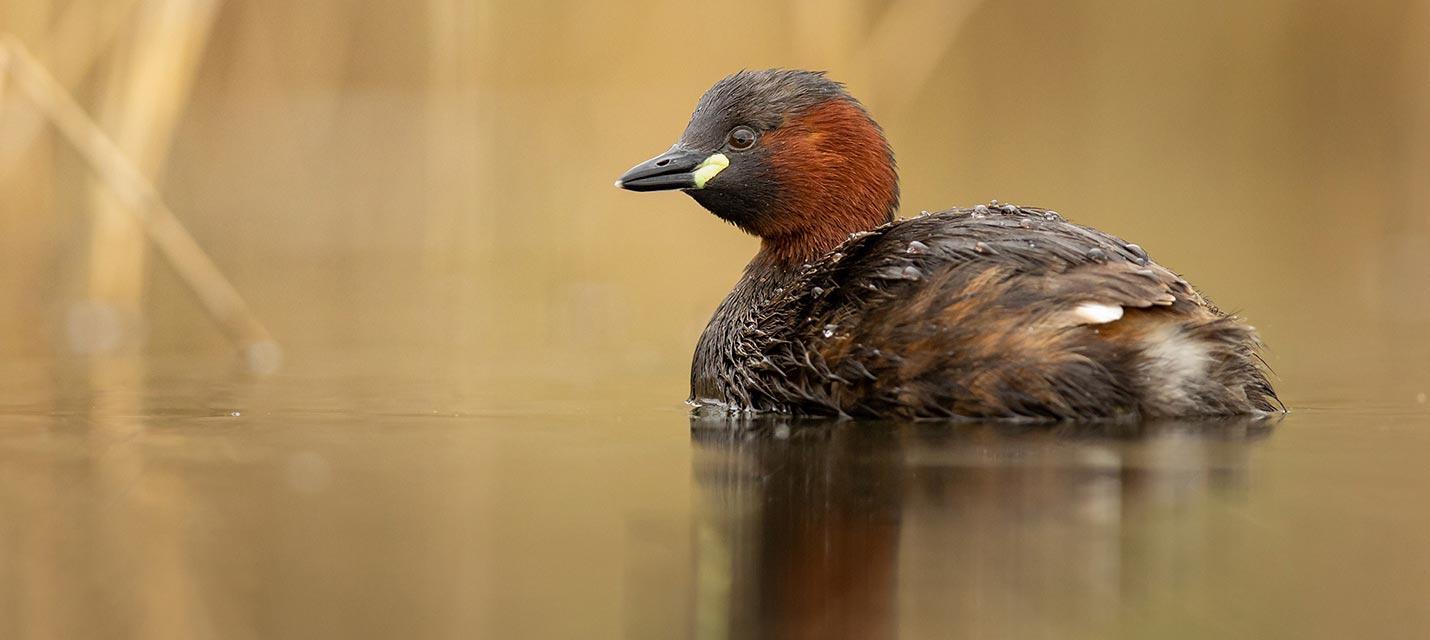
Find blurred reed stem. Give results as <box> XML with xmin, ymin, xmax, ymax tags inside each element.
<box><xmin>0</xmin><ymin>0</ymin><xmax>142</xmax><ymax>176</ymax></box>
<box><xmin>1</xmin><ymin>34</ymin><xmax>279</xmax><ymax>370</ymax></box>
<box><xmin>85</xmin><ymin>0</ymin><xmax>220</xmax><ymax>350</ymax></box>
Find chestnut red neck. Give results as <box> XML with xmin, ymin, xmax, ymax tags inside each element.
<box><xmin>753</xmin><ymin>98</ymin><xmax>899</xmax><ymax>269</ymax></box>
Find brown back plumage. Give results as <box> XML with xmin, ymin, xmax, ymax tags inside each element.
<box><xmin>690</xmin><ymin>203</ymin><xmax>1280</xmax><ymax>420</ymax></box>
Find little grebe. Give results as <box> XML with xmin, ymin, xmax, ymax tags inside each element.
<box><xmin>617</xmin><ymin>69</ymin><xmax>1279</xmax><ymax>420</ymax></box>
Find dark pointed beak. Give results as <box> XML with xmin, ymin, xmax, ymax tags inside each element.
<box><xmin>615</xmin><ymin>146</ymin><xmax>706</xmax><ymax>192</ymax></box>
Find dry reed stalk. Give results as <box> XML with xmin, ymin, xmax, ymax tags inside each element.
<box><xmin>56</xmin><ymin>7</ymin><xmax>223</xmax><ymax>633</ymax></box>
<box><xmin>1</xmin><ymin>35</ymin><xmax>281</xmax><ymax>372</ymax></box>
<box><xmin>0</xmin><ymin>0</ymin><xmax>143</xmax><ymax>176</ymax></box>
<box><xmin>85</xmin><ymin>0</ymin><xmax>221</xmax><ymax>352</ymax></box>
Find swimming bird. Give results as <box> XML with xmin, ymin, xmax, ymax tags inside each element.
<box><xmin>617</xmin><ymin>69</ymin><xmax>1279</xmax><ymax>420</ymax></box>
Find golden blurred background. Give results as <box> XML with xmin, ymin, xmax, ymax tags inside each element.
<box><xmin>2</xmin><ymin>0</ymin><xmax>1428</xmax><ymax>402</ymax></box>
<box><xmin>3</xmin><ymin>3</ymin><xmax>1430</xmax><ymax>639</ymax></box>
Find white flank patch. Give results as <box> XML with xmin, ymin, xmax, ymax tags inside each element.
<box><xmin>1072</xmin><ymin>302</ymin><xmax>1124</xmax><ymax>325</ymax></box>
<box><xmin>1140</xmin><ymin>325</ymin><xmax>1213</xmax><ymax>410</ymax></box>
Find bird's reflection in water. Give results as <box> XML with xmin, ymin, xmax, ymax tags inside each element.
<box><xmin>688</xmin><ymin>414</ymin><xmax>1276</xmax><ymax>640</ymax></box>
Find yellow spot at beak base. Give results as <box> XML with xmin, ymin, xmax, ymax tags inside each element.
<box><xmin>692</xmin><ymin>153</ymin><xmax>729</xmax><ymax>189</ymax></box>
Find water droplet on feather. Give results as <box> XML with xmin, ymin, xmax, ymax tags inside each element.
<box><xmin>1124</xmin><ymin>243</ymin><xmax>1149</xmax><ymax>265</ymax></box>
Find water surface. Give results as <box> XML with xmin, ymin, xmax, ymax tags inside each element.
<box><xmin>1</xmin><ymin>351</ymin><xmax>1427</xmax><ymax>639</ymax></box>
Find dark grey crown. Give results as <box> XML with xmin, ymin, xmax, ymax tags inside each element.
<box><xmin>678</xmin><ymin>69</ymin><xmax>858</xmax><ymax>149</ymax></box>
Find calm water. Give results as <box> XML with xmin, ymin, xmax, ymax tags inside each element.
<box><xmin>1</xmin><ymin>347</ymin><xmax>1427</xmax><ymax>640</ymax></box>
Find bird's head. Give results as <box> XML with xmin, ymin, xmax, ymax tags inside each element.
<box><xmin>617</xmin><ymin>69</ymin><xmax>899</xmax><ymax>265</ymax></box>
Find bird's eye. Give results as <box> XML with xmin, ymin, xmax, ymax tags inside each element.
<box><xmin>727</xmin><ymin>126</ymin><xmax>757</xmax><ymax>151</ymax></box>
